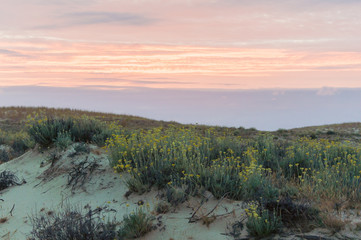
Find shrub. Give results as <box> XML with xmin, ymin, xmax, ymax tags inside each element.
<box><xmin>54</xmin><ymin>131</ymin><xmax>72</xmax><ymax>150</ymax></box>
<box><xmin>30</xmin><ymin>205</ymin><xmax>117</xmax><ymax>240</ymax></box>
<box><xmin>11</xmin><ymin>137</ymin><xmax>30</xmax><ymax>155</ymax></box>
<box><xmin>28</xmin><ymin>116</ymin><xmax>111</xmax><ymax>148</ymax></box>
<box><xmin>0</xmin><ymin>149</ymin><xmax>10</xmax><ymax>163</ymax></box>
<box><xmin>126</xmin><ymin>176</ymin><xmax>151</xmax><ymax>195</ymax></box>
<box><xmin>264</xmin><ymin>197</ymin><xmax>320</xmax><ymax>231</ymax></box>
<box><xmin>154</xmin><ymin>201</ymin><xmax>171</xmax><ymax>214</ymax></box>
<box><xmin>71</xmin><ymin>117</ymin><xmax>111</xmax><ymax>146</ymax></box>
<box><xmin>245</xmin><ymin>202</ymin><xmax>282</xmax><ymax>238</ymax></box>
<box><xmin>0</xmin><ymin>171</ymin><xmax>20</xmax><ymax>191</ymax></box>
<box><xmin>69</xmin><ymin>143</ymin><xmax>90</xmax><ymax>157</ymax></box>
<box><xmin>118</xmin><ymin>207</ymin><xmax>154</xmax><ymax>239</ymax></box>
<box><xmin>28</xmin><ymin>118</ymin><xmax>73</xmax><ymax>148</ymax></box>
<box><xmin>165</xmin><ymin>185</ymin><xmax>188</xmax><ymax>207</ymax></box>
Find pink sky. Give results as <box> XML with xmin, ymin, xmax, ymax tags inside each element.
<box><xmin>1</xmin><ymin>0</ymin><xmax>361</xmax><ymax>90</ymax></box>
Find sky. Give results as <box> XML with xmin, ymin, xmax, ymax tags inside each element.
<box><xmin>1</xmin><ymin>0</ymin><xmax>361</xmax><ymax>130</ymax></box>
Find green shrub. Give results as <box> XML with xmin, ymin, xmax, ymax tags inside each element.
<box><xmin>69</xmin><ymin>143</ymin><xmax>90</xmax><ymax>157</ymax></box>
<box><xmin>28</xmin><ymin>118</ymin><xmax>73</xmax><ymax>148</ymax></box>
<box><xmin>165</xmin><ymin>185</ymin><xmax>188</xmax><ymax>206</ymax></box>
<box><xmin>126</xmin><ymin>176</ymin><xmax>151</xmax><ymax>194</ymax></box>
<box><xmin>245</xmin><ymin>202</ymin><xmax>282</xmax><ymax>238</ymax></box>
<box><xmin>118</xmin><ymin>207</ymin><xmax>154</xmax><ymax>239</ymax></box>
<box><xmin>11</xmin><ymin>137</ymin><xmax>29</xmax><ymax>155</ymax></box>
<box><xmin>28</xmin><ymin>116</ymin><xmax>111</xmax><ymax>148</ymax></box>
<box><xmin>0</xmin><ymin>149</ymin><xmax>10</xmax><ymax>163</ymax></box>
<box><xmin>71</xmin><ymin>117</ymin><xmax>111</xmax><ymax>145</ymax></box>
<box><xmin>55</xmin><ymin>131</ymin><xmax>72</xmax><ymax>150</ymax></box>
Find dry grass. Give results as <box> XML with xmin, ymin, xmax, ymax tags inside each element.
<box><xmin>322</xmin><ymin>214</ymin><xmax>347</xmax><ymax>232</ymax></box>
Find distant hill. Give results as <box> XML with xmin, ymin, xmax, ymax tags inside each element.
<box><xmin>0</xmin><ymin>106</ymin><xmax>180</xmax><ymax>132</ymax></box>
<box><xmin>0</xmin><ymin>106</ymin><xmax>360</xmax><ymax>141</ymax></box>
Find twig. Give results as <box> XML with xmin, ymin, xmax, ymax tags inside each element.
<box><xmin>188</xmin><ymin>199</ymin><xmax>207</xmax><ymax>223</ymax></box>
<box><xmin>204</xmin><ymin>192</ymin><xmax>229</xmax><ymax>217</ymax></box>
<box><xmin>188</xmin><ymin>192</ymin><xmax>229</xmax><ymax>223</ymax></box>
<box><xmin>9</xmin><ymin>204</ymin><xmax>15</xmax><ymax>216</ymax></box>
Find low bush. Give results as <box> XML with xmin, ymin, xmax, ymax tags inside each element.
<box><xmin>69</xmin><ymin>143</ymin><xmax>90</xmax><ymax>158</ymax></box>
<box><xmin>264</xmin><ymin>197</ymin><xmax>319</xmax><ymax>228</ymax></box>
<box><xmin>28</xmin><ymin>116</ymin><xmax>111</xmax><ymax>148</ymax></box>
<box><xmin>0</xmin><ymin>170</ymin><xmax>21</xmax><ymax>191</ymax></box>
<box><xmin>154</xmin><ymin>201</ymin><xmax>171</xmax><ymax>214</ymax></box>
<box><xmin>30</xmin><ymin>206</ymin><xmax>117</xmax><ymax>240</ymax></box>
<box><xmin>0</xmin><ymin>149</ymin><xmax>10</xmax><ymax>163</ymax></box>
<box><xmin>165</xmin><ymin>185</ymin><xmax>188</xmax><ymax>206</ymax></box>
<box><xmin>54</xmin><ymin>131</ymin><xmax>72</xmax><ymax>150</ymax></box>
<box><xmin>118</xmin><ymin>207</ymin><xmax>154</xmax><ymax>239</ymax></box>
<box><xmin>245</xmin><ymin>202</ymin><xmax>282</xmax><ymax>238</ymax></box>
<box><xmin>74</xmin><ymin>143</ymin><xmax>90</xmax><ymax>154</ymax></box>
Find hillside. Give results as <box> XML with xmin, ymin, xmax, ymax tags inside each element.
<box><xmin>1</xmin><ymin>107</ymin><xmax>361</xmax><ymax>239</ymax></box>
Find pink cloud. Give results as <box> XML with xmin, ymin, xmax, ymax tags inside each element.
<box><xmin>1</xmin><ymin>40</ymin><xmax>361</xmax><ymax>90</ymax></box>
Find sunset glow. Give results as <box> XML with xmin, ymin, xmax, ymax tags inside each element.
<box><xmin>1</xmin><ymin>40</ymin><xmax>361</xmax><ymax>89</ymax></box>
<box><xmin>1</xmin><ymin>0</ymin><xmax>361</xmax><ymax>129</ymax></box>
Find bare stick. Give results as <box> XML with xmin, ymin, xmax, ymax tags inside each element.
<box><xmin>9</xmin><ymin>204</ymin><xmax>15</xmax><ymax>216</ymax></box>
<box><xmin>205</xmin><ymin>192</ymin><xmax>229</xmax><ymax>217</ymax></box>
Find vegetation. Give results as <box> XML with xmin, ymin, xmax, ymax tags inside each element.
<box><xmin>245</xmin><ymin>201</ymin><xmax>282</xmax><ymax>237</ymax></box>
<box><xmin>2</xmin><ymin>106</ymin><xmax>361</xmax><ymax>237</ymax></box>
<box><xmin>118</xmin><ymin>207</ymin><xmax>154</xmax><ymax>239</ymax></box>
<box><xmin>30</xmin><ymin>206</ymin><xmax>118</xmax><ymax>240</ymax></box>
<box><xmin>27</xmin><ymin>116</ymin><xmax>112</xmax><ymax>148</ymax></box>
<box><xmin>0</xmin><ymin>170</ymin><xmax>21</xmax><ymax>191</ymax></box>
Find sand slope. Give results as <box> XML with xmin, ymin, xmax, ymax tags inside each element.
<box><xmin>0</xmin><ymin>145</ymin><xmax>246</xmax><ymax>240</ymax></box>
<box><xmin>0</xmin><ymin>144</ymin><xmax>360</xmax><ymax>240</ymax></box>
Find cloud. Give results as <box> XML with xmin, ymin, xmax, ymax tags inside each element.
<box><xmin>84</xmin><ymin>78</ymin><xmax>194</xmax><ymax>85</ymax></box>
<box><xmin>313</xmin><ymin>64</ymin><xmax>361</xmax><ymax>70</ymax></box>
<box><xmin>0</xmin><ymin>49</ymin><xmax>28</xmax><ymax>58</ymax></box>
<box><xmin>316</xmin><ymin>87</ymin><xmax>338</xmax><ymax>96</ymax></box>
<box><xmin>36</xmin><ymin>11</ymin><xmax>156</xmax><ymax>29</ymax></box>
<box><xmin>66</xmin><ymin>11</ymin><xmax>155</xmax><ymax>25</ymax></box>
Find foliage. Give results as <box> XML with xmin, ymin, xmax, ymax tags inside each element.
<box><xmin>0</xmin><ymin>149</ymin><xmax>10</xmax><ymax>163</ymax></box>
<box><xmin>28</xmin><ymin>118</ymin><xmax>73</xmax><ymax>148</ymax></box>
<box><xmin>106</xmin><ymin>127</ymin><xmax>278</xmax><ymax>201</ymax></box>
<box><xmin>106</xmin><ymin>127</ymin><xmax>361</xmax><ymax>205</ymax></box>
<box><xmin>245</xmin><ymin>201</ymin><xmax>282</xmax><ymax>238</ymax></box>
<box><xmin>54</xmin><ymin>131</ymin><xmax>72</xmax><ymax>150</ymax></box>
<box><xmin>118</xmin><ymin>207</ymin><xmax>154</xmax><ymax>239</ymax></box>
<box><xmin>27</xmin><ymin>116</ymin><xmax>111</xmax><ymax>148</ymax></box>
<box><xmin>165</xmin><ymin>185</ymin><xmax>188</xmax><ymax>206</ymax></box>
<box><xmin>69</xmin><ymin>143</ymin><xmax>90</xmax><ymax>157</ymax></box>
<box><xmin>0</xmin><ymin>129</ymin><xmax>31</xmax><ymax>158</ymax></box>
<box><xmin>0</xmin><ymin>170</ymin><xmax>20</xmax><ymax>191</ymax></box>
<box><xmin>30</xmin><ymin>205</ymin><xmax>118</xmax><ymax>240</ymax></box>
<box><xmin>154</xmin><ymin>201</ymin><xmax>171</xmax><ymax>214</ymax></box>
